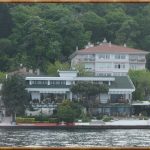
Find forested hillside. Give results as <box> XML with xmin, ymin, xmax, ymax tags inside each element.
<box><xmin>0</xmin><ymin>3</ymin><xmax>150</xmax><ymax>73</ymax></box>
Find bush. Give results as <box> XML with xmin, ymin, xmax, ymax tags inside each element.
<box><xmin>48</xmin><ymin>118</ymin><xmax>58</xmax><ymax>123</ymax></box>
<box><xmin>57</xmin><ymin>100</ymin><xmax>79</xmax><ymax>123</ymax></box>
<box><xmin>96</xmin><ymin>115</ymin><xmax>103</xmax><ymax>120</ymax></box>
<box><xmin>16</xmin><ymin>117</ymin><xmax>35</xmax><ymax>123</ymax></box>
<box><xmin>79</xmin><ymin>111</ymin><xmax>91</xmax><ymax>122</ymax></box>
<box><xmin>144</xmin><ymin>116</ymin><xmax>149</xmax><ymax>120</ymax></box>
<box><xmin>102</xmin><ymin>115</ymin><xmax>112</xmax><ymax>122</ymax></box>
<box><xmin>34</xmin><ymin>115</ymin><xmax>49</xmax><ymax>122</ymax></box>
<box><xmin>141</xmin><ymin>111</ymin><xmax>148</xmax><ymax>117</ymax></box>
<box><xmin>82</xmin><ymin>116</ymin><xmax>90</xmax><ymax>122</ymax></box>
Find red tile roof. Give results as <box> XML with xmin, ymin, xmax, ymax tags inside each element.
<box><xmin>78</xmin><ymin>43</ymin><xmax>148</xmax><ymax>54</ymax></box>
<box><xmin>69</xmin><ymin>42</ymin><xmax>149</xmax><ymax>59</ymax></box>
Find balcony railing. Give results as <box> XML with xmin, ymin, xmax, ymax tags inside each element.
<box><xmin>108</xmin><ymin>99</ymin><xmax>129</xmax><ymax>104</ymax></box>
<box><xmin>32</xmin><ymin>104</ymin><xmax>57</xmax><ymax>109</ymax></box>
<box><xmin>129</xmin><ymin>59</ymin><xmax>146</xmax><ymax>62</ymax></box>
<box><xmin>83</xmin><ymin>58</ymin><xmax>95</xmax><ymax>61</ymax></box>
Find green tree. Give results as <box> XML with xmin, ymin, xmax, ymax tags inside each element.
<box><xmin>57</xmin><ymin>16</ymin><xmax>91</xmax><ymax>59</ymax></box>
<box><xmin>1</xmin><ymin>75</ymin><xmax>30</xmax><ymax>123</ymax></box>
<box><xmin>0</xmin><ymin>4</ymin><xmax>13</xmax><ymax>38</ymax></box>
<box><xmin>105</xmin><ymin>8</ymin><xmax>128</xmax><ymax>42</ymax></box>
<box><xmin>80</xmin><ymin>11</ymin><xmax>106</xmax><ymax>43</ymax></box>
<box><xmin>115</xmin><ymin>17</ymin><xmax>139</xmax><ymax>47</ymax></box>
<box><xmin>0</xmin><ymin>56</ymin><xmax>11</xmax><ymax>72</ymax></box>
<box><xmin>0</xmin><ymin>72</ymin><xmax>6</xmax><ymax>83</ymax></box>
<box><xmin>71</xmin><ymin>82</ymin><xmax>108</xmax><ymax>113</ymax></box>
<box><xmin>0</xmin><ymin>38</ymin><xmax>14</xmax><ymax>57</ymax></box>
<box><xmin>47</xmin><ymin>60</ymin><xmax>70</xmax><ymax>76</ymax></box>
<box><xmin>57</xmin><ymin>100</ymin><xmax>81</xmax><ymax>122</ymax></box>
<box><xmin>0</xmin><ymin>39</ymin><xmax>14</xmax><ymax>71</ymax></box>
<box><xmin>146</xmin><ymin>53</ymin><xmax>150</xmax><ymax>70</ymax></box>
<box><xmin>129</xmin><ymin>70</ymin><xmax>150</xmax><ymax>101</ymax></box>
<box><xmin>72</xmin><ymin>63</ymin><xmax>94</xmax><ymax>77</ymax></box>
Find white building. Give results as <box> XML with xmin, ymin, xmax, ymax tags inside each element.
<box><xmin>70</xmin><ymin>39</ymin><xmax>149</xmax><ymax>76</ymax></box>
<box><xmin>25</xmin><ymin>70</ymin><xmax>135</xmax><ymax>116</ymax></box>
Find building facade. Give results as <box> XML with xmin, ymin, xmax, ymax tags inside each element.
<box><xmin>70</xmin><ymin>39</ymin><xmax>149</xmax><ymax>76</ymax></box>
<box><xmin>25</xmin><ymin>70</ymin><xmax>135</xmax><ymax>116</ymax></box>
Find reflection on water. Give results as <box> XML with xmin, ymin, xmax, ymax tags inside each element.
<box><xmin>0</xmin><ymin>129</ymin><xmax>149</xmax><ymax>147</ymax></box>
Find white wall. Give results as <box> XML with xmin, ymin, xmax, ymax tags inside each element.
<box><xmin>31</xmin><ymin>92</ymin><xmax>40</xmax><ymax>100</ymax></box>
<box><xmin>100</xmin><ymin>93</ymin><xmax>109</xmax><ymax>104</ymax></box>
<box><xmin>72</xmin><ymin>52</ymin><xmax>147</xmax><ymax>75</ymax></box>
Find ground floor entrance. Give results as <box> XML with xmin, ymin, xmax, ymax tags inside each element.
<box><xmin>91</xmin><ymin>104</ymin><xmax>132</xmax><ymax>116</ymax></box>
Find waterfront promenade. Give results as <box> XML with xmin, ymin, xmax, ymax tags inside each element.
<box><xmin>1</xmin><ymin>117</ymin><xmax>150</xmax><ymax>129</ymax></box>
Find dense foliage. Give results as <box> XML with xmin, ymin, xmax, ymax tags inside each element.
<box><xmin>0</xmin><ymin>4</ymin><xmax>150</xmax><ymax>72</ymax></box>
<box><xmin>71</xmin><ymin>81</ymin><xmax>108</xmax><ymax>97</ymax></box>
<box><xmin>71</xmin><ymin>82</ymin><xmax>108</xmax><ymax>112</ymax></box>
<box><xmin>0</xmin><ymin>72</ymin><xmax>6</xmax><ymax>83</ymax></box>
<box><xmin>56</xmin><ymin>100</ymin><xmax>82</xmax><ymax>122</ymax></box>
<box><xmin>128</xmin><ymin>70</ymin><xmax>150</xmax><ymax>101</ymax></box>
<box><xmin>1</xmin><ymin>75</ymin><xmax>30</xmax><ymax>121</ymax></box>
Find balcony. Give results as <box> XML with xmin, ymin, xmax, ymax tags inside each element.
<box><xmin>83</xmin><ymin>58</ymin><xmax>95</xmax><ymax>62</ymax></box>
<box><xmin>129</xmin><ymin>59</ymin><xmax>137</xmax><ymax>62</ymax></box>
<box><xmin>129</xmin><ymin>59</ymin><xmax>146</xmax><ymax>63</ymax></box>
<box><xmin>138</xmin><ymin>59</ymin><xmax>146</xmax><ymax>63</ymax></box>
<box><xmin>108</xmin><ymin>99</ymin><xmax>129</xmax><ymax>104</ymax></box>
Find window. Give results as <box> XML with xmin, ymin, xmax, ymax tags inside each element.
<box><xmin>85</xmin><ymin>63</ymin><xmax>93</xmax><ymax>70</ymax></box>
<box><xmin>99</xmin><ymin>54</ymin><xmax>110</xmax><ymax>59</ymax></box>
<box><xmin>32</xmin><ymin>80</ymin><xmax>48</xmax><ymax>85</ymax></box>
<box><xmin>115</xmin><ymin>54</ymin><xmax>126</xmax><ymax>59</ymax></box>
<box><xmin>121</xmin><ymin>55</ymin><xmax>126</xmax><ymax>59</ymax></box>
<box><xmin>96</xmin><ymin>63</ymin><xmax>112</xmax><ymax>68</ymax></box>
<box><xmin>114</xmin><ymin>64</ymin><xmax>125</xmax><ymax>69</ymax></box>
<box><xmin>99</xmin><ymin>54</ymin><xmax>105</xmax><ymax>59</ymax></box>
<box><xmin>50</xmin><ymin>80</ymin><xmax>66</xmax><ymax>85</ymax></box>
<box><xmin>130</xmin><ymin>64</ymin><xmax>137</xmax><ymax>70</ymax></box>
<box><xmin>129</xmin><ymin>55</ymin><xmax>138</xmax><ymax>61</ymax></box>
<box><xmin>106</xmin><ymin>54</ymin><xmax>110</xmax><ymax>59</ymax></box>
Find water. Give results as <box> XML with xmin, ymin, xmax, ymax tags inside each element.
<box><xmin>0</xmin><ymin>129</ymin><xmax>150</xmax><ymax>147</ymax></box>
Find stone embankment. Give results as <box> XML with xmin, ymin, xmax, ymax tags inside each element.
<box><xmin>1</xmin><ymin>117</ymin><xmax>150</xmax><ymax>129</ymax></box>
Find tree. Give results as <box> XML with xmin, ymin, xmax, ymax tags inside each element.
<box><xmin>105</xmin><ymin>8</ymin><xmax>128</xmax><ymax>42</ymax></box>
<box><xmin>72</xmin><ymin>63</ymin><xmax>94</xmax><ymax>77</ymax></box>
<box><xmin>1</xmin><ymin>75</ymin><xmax>30</xmax><ymax>122</ymax></box>
<box><xmin>80</xmin><ymin>11</ymin><xmax>106</xmax><ymax>43</ymax></box>
<box><xmin>71</xmin><ymin>82</ymin><xmax>108</xmax><ymax>113</ymax></box>
<box><xmin>128</xmin><ymin>70</ymin><xmax>150</xmax><ymax>101</ymax></box>
<box><xmin>0</xmin><ymin>38</ymin><xmax>14</xmax><ymax>57</ymax></box>
<box><xmin>0</xmin><ymin>4</ymin><xmax>13</xmax><ymax>38</ymax></box>
<box><xmin>47</xmin><ymin>60</ymin><xmax>70</xmax><ymax>76</ymax></box>
<box><xmin>0</xmin><ymin>72</ymin><xmax>6</xmax><ymax>83</ymax></box>
<box><xmin>146</xmin><ymin>53</ymin><xmax>150</xmax><ymax>70</ymax></box>
<box><xmin>115</xmin><ymin>17</ymin><xmax>140</xmax><ymax>47</ymax></box>
<box><xmin>57</xmin><ymin>16</ymin><xmax>91</xmax><ymax>59</ymax></box>
<box><xmin>56</xmin><ymin>100</ymin><xmax>81</xmax><ymax>123</ymax></box>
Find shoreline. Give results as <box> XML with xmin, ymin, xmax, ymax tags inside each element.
<box><xmin>1</xmin><ymin>125</ymin><xmax>150</xmax><ymax>129</ymax></box>
<box><xmin>1</xmin><ymin>119</ymin><xmax>150</xmax><ymax>129</ymax></box>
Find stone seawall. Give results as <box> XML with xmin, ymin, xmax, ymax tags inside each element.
<box><xmin>0</xmin><ymin>125</ymin><xmax>150</xmax><ymax>129</ymax></box>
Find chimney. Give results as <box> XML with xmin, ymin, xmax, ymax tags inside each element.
<box><xmin>124</xmin><ymin>43</ymin><xmax>126</xmax><ymax>47</ymax></box>
<box><xmin>103</xmin><ymin>38</ymin><xmax>107</xmax><ymax>43</ymax></box>
<box><xmin>29</xmin><ymin>69</ymin><xmax>33</xmax><ymax>74</ymax></box>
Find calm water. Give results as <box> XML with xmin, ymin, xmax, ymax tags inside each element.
<box><xmin>0</xmin><ymin>129</ymin><xmax>150</xmax><ymax>147</ymax></box>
